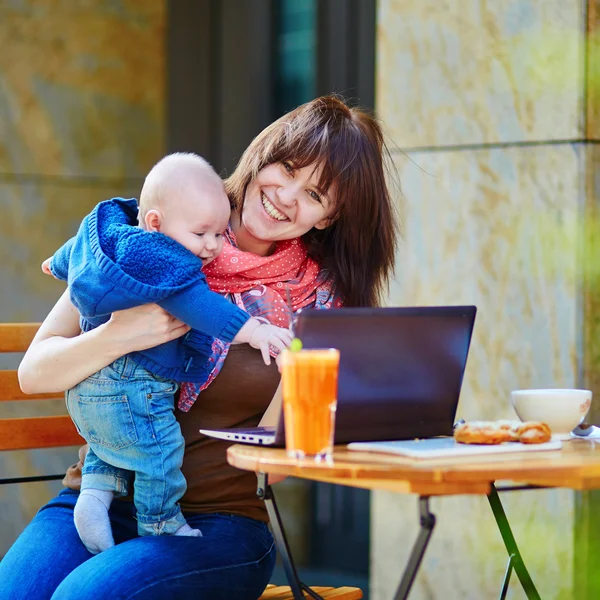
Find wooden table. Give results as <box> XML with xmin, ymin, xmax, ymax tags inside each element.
<box><xmin>228</xmin><ymin>439</ymin><xmax>600</xmax><ymax>600</ymax></box>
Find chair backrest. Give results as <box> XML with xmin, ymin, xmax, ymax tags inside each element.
<box><xmin>0</xmin><ymin>323</ymin><xmax>84</xmax><ymax>451</ymax></box>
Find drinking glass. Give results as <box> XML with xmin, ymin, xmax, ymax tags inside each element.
<box><xmin>280</xmin><ymin>348</ymin><xmax>340</xmax><ymax>460</ymax></box>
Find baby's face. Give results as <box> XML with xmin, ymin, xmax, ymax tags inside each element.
<box><xmin>159</xmin><ymin>186</ymin><xmax>231</xmax><ymax>265</ymax></box>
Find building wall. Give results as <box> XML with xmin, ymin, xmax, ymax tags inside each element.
<box><xmin>0</xmin><ymin>0</ymin><xmax>165</xmax><ymax>555</ymax></box>
<box><xmin>373</xmin><ymin>1</ymin><xmax>597</xmax><ymax>598</ymax></box>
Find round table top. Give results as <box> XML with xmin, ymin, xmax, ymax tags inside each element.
<box><xmin>227</xmin><ymin>439</ymin><xmax>600</xmax><ymax>496</ymax></box>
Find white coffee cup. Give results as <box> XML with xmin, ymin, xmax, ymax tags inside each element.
<box><xmin>511</xmin><ymin>389</ymin><xmax>592</xmax><ymax>439</ymax></box>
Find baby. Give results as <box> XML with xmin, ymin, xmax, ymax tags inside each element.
<box><xmin>44</xmin><ymin>153</ymin><xmax>292</xmax><ymax>554</ymax></box>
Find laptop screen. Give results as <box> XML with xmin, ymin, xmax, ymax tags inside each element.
<box><xmin>294</xmin><ymin>306</ymin><xmax>476</xmax><ymax>443</ymax></box>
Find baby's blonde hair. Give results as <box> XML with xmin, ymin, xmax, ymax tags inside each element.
<box><xmin>139</xmin><ymin>152</ymin><xmax>222</xmax><ymax>222</ymax></box>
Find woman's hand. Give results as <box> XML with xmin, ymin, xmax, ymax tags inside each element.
<box><xmin>18</xmin><ymin>292</ymin><xmax>189</xmax><ymax>395</ymax></box>
<box><xmin>105</xmin><ymin>304</ymin><xmax>190</xmax><ymax>353</ymax></box>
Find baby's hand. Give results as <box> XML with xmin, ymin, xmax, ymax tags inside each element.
<box><xmin>248</xmin><ymin>323</ymin><xmax>293</xmax><ymax>366</ymax></box>
<box><xmin>41</xmin><ymin>257</ymin><xmax>58</xmax><ymax>278</ymax></box>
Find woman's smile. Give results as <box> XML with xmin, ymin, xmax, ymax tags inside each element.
<box><xmin>260</xmin><ymin>192</ymin><xmax>288</xmax><ymax>222</ymax></box>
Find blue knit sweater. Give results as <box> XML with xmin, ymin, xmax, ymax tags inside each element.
<box><xmin>50</xmin><ymin>198</ymin><xmax>251</xmax><ymax>382</ymax></box>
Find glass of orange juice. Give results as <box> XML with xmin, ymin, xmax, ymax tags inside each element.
<box><xmin>280</xmin><ymin>348</ymin><xmax>340</xmax><ymax>460</ymax></box>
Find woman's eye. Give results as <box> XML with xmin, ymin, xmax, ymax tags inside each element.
<box><xmin>308</xmin><ymin>190</ymin><xmax>322</xmax><ymax>204</ymax></box>
<box><xmin>282</xmin><ymin>162</ymin><xmax>294</xmax><ymax>174</ymax></box>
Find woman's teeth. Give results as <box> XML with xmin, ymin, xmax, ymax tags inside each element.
<box><xmin>261</xmin><ymin>193</ymin><xmax>287</xmax><ymax>221</ymax></box>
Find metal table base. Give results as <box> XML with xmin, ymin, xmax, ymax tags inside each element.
<box><xmin>257</xmin><ymin>476</ymin><xmax>542</xmax><ymax>600</ymax></box>
<box><xmin>257</xmin><ymin>472</ymin><xmax>324</xmax><ymax>600</ymax></box>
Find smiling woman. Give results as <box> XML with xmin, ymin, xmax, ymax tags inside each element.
<box><xmin>227</xmin><ymin>95</ymin><xmax>398</xmax><ymax>307</ymax></box>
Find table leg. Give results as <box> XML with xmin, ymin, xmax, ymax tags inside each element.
<box><xmin>488</xmin><ymin>484</ymin><xmax>541</xmax><ymax>600</ymax></box>
<box><xmin>393</xmin><ymin>496</ymin><xmax>436</xmax><ymax>600</ymax></box>
<box><xmin>257</xmin><ymin>472</ymin><xmax>324</xmax><ymax>600</ymax></box>
<box><xmin>499</xmin><ymin>555</ymin><xmax>514</xmax><ymax>600</ymax></box>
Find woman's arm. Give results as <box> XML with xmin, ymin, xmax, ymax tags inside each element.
<box><xmin>257</xmin><ymin>381</ymin><xmax>287</xmax><ymax>484</ymax></box>
<box><xmin>258</xmin><ymin>381</ymin><xmax>282</xmax><ymax>428</ymax></box>
<box><xmin>18</xmin><ymin>289</ymin><xmax>190</xmax><ymax>394</ymax></box>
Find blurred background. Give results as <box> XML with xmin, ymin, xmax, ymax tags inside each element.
<box><xmin>0</xmin><ymin>1</ymin><xmax>598</xmax><ymax>598</ymax></box>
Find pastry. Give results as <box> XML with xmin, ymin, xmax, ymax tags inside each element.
<box><xmin>453</xmin><ymin>420</ymin><xmax>551</xmax><ymax>445</ymax></box>
<box><xmin>515</xmin><ymin>421</ymin><xmax>552</xmax><ymax>444</ymax></box>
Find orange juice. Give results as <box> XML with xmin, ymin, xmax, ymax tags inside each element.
<box><xmin>280</xmin><ymin>348</ymin><xmax>340</xmax><ymax>459</ymax></box>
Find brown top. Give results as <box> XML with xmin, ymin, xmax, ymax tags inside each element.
<box><xmin>63</xmin><ymin>344</ymin><xmax>280</xmax><ymax>522</ymax></box>
<box><xmin>178</xmin><ymin>344</ymin><xmax>279</xmax><ymax>521</ymax></box>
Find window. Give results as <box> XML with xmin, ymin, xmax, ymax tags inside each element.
<box><xmin>274</xmin><ymin>0</ymin><xmax>318</xmax><ymax>116</ymax></box>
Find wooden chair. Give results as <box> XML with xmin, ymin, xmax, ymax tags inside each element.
<box><xmin>258</xmin><ymin>585</ymin><xmax>363</xmax><ymax>599</ymax></box>
<box><xmin>0</xmin><ymin>323</ymin><xmax>363</xmax><ymax>599</ymax></box>
<box><xmin>0</xmin><ymin>322</ymin><xmax>84</xmax><ymax>485</ymax></box>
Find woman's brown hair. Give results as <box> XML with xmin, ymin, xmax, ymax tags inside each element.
<box><xmin>226</xmin><ymin>95</ymin><xmax>399</xmax><ymax>307</ymax></box>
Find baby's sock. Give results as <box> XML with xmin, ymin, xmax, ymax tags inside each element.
<box><xmin>74</xmin><ymin>488</ymin><xmax>115</xmax><ymax>554</ymax></box>
<box><xmin>175</xmin><ymin>522</ymin><xmax>203</xmax><ymax>537</ymax></box>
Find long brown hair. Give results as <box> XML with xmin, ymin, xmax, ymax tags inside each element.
<box><xmin>226</xmin><ymin>95</ymin><xmax>399</xmax><ymax>307</ymax></box>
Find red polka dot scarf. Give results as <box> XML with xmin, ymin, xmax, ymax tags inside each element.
<box><xmin>178</xmin><ymin>228</ymin><xmax>341</xmax><ymax>411</ymax></box>
<box><xmin>203</xmin><ymin>233</ymin><xmax>323</xmax><ymax>327</ymax></box>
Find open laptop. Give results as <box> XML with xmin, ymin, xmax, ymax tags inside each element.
<box><xmin>199</xmin><ymin>305</ymin><xmax>477</xmax><ymax>446</ymax></box>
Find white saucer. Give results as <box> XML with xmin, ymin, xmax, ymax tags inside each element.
<box><xmin>552</xmin><ymin>433</ymin><xmax>576</xmax><ymax>441</ymax></box>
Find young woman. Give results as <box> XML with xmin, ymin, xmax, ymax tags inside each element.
<box><xmin>1</xmin><ymin>95</ymin><xmax>398</xmax><ymax>600</ymax></box>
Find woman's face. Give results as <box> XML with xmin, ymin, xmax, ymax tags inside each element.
<box><xmin>239</xmin><ymin>162</ymin><xmax>337</xmax><ymax>246</ymax></box>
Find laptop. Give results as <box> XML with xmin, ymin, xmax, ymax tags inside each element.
<box><xmin>199</xmin><ymin>305</ymin><xmax>477</xmax><ymax>446</ymax></box>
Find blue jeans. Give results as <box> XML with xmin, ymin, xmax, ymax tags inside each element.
<box><xmin>66</xmin><ymin>356</ymin><xmax>187</xmax><ymax>535</ymax></box>
<box><xmin>0</xmin><ymin>489</ymin><xmax>277</xmax><ymax>599</ymax></box>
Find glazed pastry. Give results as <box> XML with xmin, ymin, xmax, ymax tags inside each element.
<box><xmin>516</xmin><ymin>421</ymin><xmax>552</xmax><ymax>444</ymax></box>
<box><xmin>454</xmin><ymin>420</ymin><xmax>551</xmax><ymax>445</ymax></box>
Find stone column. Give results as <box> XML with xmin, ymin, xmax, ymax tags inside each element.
<box><xmin>373</xmin><ymin>1</ymin><xmax>597</xmax><ymax>598</ymax></box>
<box><xmin>0</xmin><ymin>1</ymin><xmax>165</xmax><ymax>556</ymax></box>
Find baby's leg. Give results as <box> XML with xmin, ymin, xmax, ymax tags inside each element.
<box><xmin>74</xmin><ymin>447</ymin><xmax>131</xmax><ymax>554</ymax></box>
<box><xmin>66</xmin><ymin>374</ymin><xmax>133</xmax><ymax>554</ymax></box>
<box><xmin>74</xmin><ymin>488</ymin><xmax>115</xmax><ymax>554</ymax></box>
<box><xmin>132</xmin><ymin>377</ymin><xmax>201</xmax><ymax>537</ymax></box>
<box><xmin>174</xmin><ymin>522</ymin><xmax>203</xmax><ymax>537</ymax></box>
